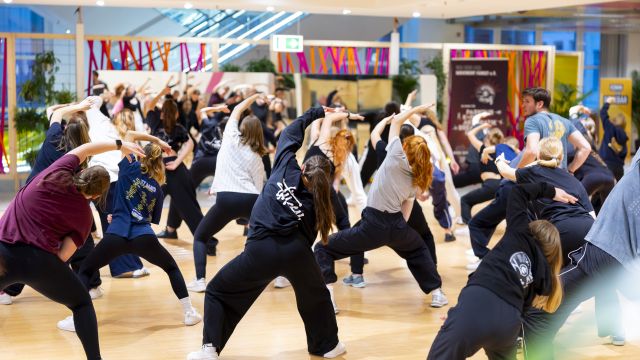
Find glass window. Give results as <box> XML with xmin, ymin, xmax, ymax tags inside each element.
<box><xmin>582</xmin><ymin>32</ymin><xmax>601</xmax><ymax>109</ymax></box>
<box><xmin>465</xmin><ymin>26</ymin><xmax>493</xmax><ymax>44</ymax></box>
<box><xmin>542</xmin><ymin>31</ymin><xmax>576</xmax><ymax>51</ymax></box>
<box><xmin>501</xmin><ymin>30</ymin><xmax>535</xmax><ymax>45</ymax></box>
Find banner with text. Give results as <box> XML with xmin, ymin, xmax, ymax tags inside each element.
<box><xmin>447</xmin><ymin>58</ymin><xmax>510</xmax><ymax>163</ymax></box>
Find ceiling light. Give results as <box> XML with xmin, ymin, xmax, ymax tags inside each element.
<box><xmin>266</xmin><ymin>6</ymin><xmax>274</xmax><ymax>12</ymax></box>
<box><xmin>96</xmin><ymin>0</ymin><xmax>104</xmax><ymax>6</ymax></box>
<box><xmin>65</xmin><ymin>29</ymin><xmax>71</xmax><ymax>34</ymax></box>
<box><xmin>342</xmin><ymin>9</ymin><xmax>351</xmax><ymax>15</ymax></box>
<box><xmin>184</xmin><ymin>2</ymin><xmax>193</xmax><ymax>9</ymax></box>
<box><xmin>412</xmin><ymin>12</ymin><xmax>421</xmax><ymax>18</ymax></box>
<box><xmin>3</xmin><ymin>0</ymin><xmax>13</xmax><ymax>3</ymax></box>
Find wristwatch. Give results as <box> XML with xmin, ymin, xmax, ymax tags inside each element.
<box><xmin>115</xmin><ymin>139</ymin><xmax>122</xmax><ymax>150</ymax></box>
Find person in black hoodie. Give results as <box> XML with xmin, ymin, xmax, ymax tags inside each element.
<box><xmin>599</xmin><ymin>97</ymin><xmax>628</xmax><ymax>181</ymax></box>
<box><xmin>186</xmin><ymin>106</ymin><xmax>346</xmax><ymax>360</ymax></box>
<box><xmin>427</xmin><ymin>181</ymin><xmax>570</xmax><ymax>360</ymax></box>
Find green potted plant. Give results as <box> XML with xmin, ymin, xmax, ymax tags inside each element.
<box><xmin>245</xmin><ymin>58</ymin><xmax>277</xmax><ymax>73</ymax></box>
<box><xmin>392</xmin><ymin>58</ymin><xmax>421</xmax><ymax>103</ymax></box>
<box><xmin>549</xmin><ymin>83</ymin><xmax>591</xmax><ymax>119</ymax></box>
<box><xmin>220</xmin><ymin>63</ymin><xmax>241</xmax><ymax>72</ymax></box>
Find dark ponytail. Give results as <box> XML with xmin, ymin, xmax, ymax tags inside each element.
<box><xmin>302</xmin><ymin>155</ymin><xmax>334</xmax><ymax>245</ymax></box>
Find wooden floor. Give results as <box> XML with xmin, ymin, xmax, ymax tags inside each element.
<box><xmin>1</xmin><ymin>201</ymin><xmax>639</xmax><ymax>359</ymax></box>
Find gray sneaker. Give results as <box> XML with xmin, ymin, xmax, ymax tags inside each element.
<box><xmin>342</xmin><ymin>274</ymin><xmax>366</xmax><ymax>288</ymax></box>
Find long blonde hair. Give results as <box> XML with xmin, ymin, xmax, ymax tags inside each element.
<box><xmin>329</xmin><ymin>128</ymin><xmax>355</xmax><ymax>177</ymax></box>
<box><xmin>402</xmin><ymin>135</ymin><xmax>433</xmax><ymax>193</ymax></box>
<box><xmin>140</xmin><ymin>143</ymin><xmax>166</xmax><ymax>185</ymax></box>
<box><xmin>529</xmin><ymin>220</ymin><xmax>564</xmax><ymax>313</ymax></box>
<box><xmin>485</xmin><ymin>128</ymin><xmax>504</xmax><ymax>146</ymax></box>
<box><xmin>112</xmin><ymin>109</ymin><xmax>136</xmax><ymax>139</ymax></box>
<box><xmin>534</xmin><ymin>137</ymin><xmax>563</xmax><ymax>168</ymax></box>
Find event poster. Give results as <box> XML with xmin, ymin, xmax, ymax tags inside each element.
<box><xmin>599</xmin><ymin>78</ymin><xmax>633</xmax><ymax>159</ymax></box>
<box><xmin>447</xmin><ymin>59</ymin><xmax>509</xmax><ymax>162</ymax></box>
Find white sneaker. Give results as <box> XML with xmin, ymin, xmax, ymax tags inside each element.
<box><xmin>132</xmin><ymin>267</ymin><xmax>150</xmax><ymax>278</ymax></box>
<box><xmin>187</xmin><ymin>278</ymin><xmax>207</xmax><ymax>293</ymax></box>
<box><xmin>466</xmin><ymin>259</ymin><xmax>482</xmax><ymax>271</ymax></box>
<box><xmin>465</xmin><ymin>249</ymin><xmax>475</xmax><ymax>257</ymax></box>
<box><xmin>57</xmin><ymin>315</ymin><xmax>76</xmax><ymax>332</ymax></box>
<box><xmin>187</xmin><ymin>344</ymin><xmax>218</xmax><ymax>360</ymax></box>
<box><xmin>430</xmin><ymin>288</ymin><xmax>449</xmax><ymax>308</ymax></box>
<box><xmin>89</xmin><ymin>287</ymin><xmax>104</xmax><ymax>300</ymax></box>
<box><xmin>274</xmin><ymin>276</ymin><xmax>291</xmax><ymax>289</ymax></box>
<box><xmin>323</xmin><ymin>341</ymin><xmax>346</xmax><ymax>358</ymax></box>
<box><xmin>184</xmin><ymin>307</ymin><xmax>203</xmax><ymax>326</ymax></box>
<box><xmin>454</xmin><ymin>226</ymin><xmax>469</xmax><ymax>236</ymax></box>
<box><xmin>455</xmin><ymin>216</ymin><xmax>465</xmax><ymax>225</ymax></box>
<box><xmin>0</xmin><ymin>291</ymin><xmax>12</xmax><ymax>305</ymax></box>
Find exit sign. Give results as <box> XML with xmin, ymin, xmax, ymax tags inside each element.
<box><xmin>271</xmin><ymin>35</ymin><xmax>303</xmax><ymax>53</ymax></box>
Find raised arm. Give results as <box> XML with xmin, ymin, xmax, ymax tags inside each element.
<box><xmin>436</xmin><ymin>125</ymin><xmax>459</xmax><ymax>174</ymax></box>
<box><xmin>136</xmin><ymin>78</ymin><xmax>152</xmax><ymax>94</ymax></box>
<box><xmin>68</xmin><ymin>140</ymin><xmax>145</xmax><ymax>165</ymax></box>
<box><xmin>467</xmin><ymin>123</ymin><xmax>491</xmax><ymax>151</ymax></box>
<box><xmin>199</xmin><ymin>104</ymin><xmax>230</xmax><ymax>119</ymax></box>
<box><xmin>317</xmin><ymin>111</ymin><xmax>363</xmax><ymax>150</ymax></box>
<box><xmin>496</xmin><ymin>156</ymin><xmax>516</xmax><ymax>181</ymax></box>
<box><xmin>274</xmin><ymin>107</ymin><xmax>326</xmax><ymax>166</ymax></box>
<box><xmin>506</xmin><ymin>182</ymin><xmax>569</xmax><ymax>232</ymax></box>
<box><xmin>123</xmin><ymin>131</ymin><xmax>171</xmax><ymax>154</ymax></box>
<box><xmin>404</xmin><ymin>89</ymin><xmax>417</xmax><ymax>108</ymax></box>
<box><xmin>389</xmin><ymin>104</ymin><xmax>433</xmax><ymax>140</ymax></box>
<box><xmin>47</xmin><ymin>103</ymin><xmax>72</xmax><ymax>124</ymax></box>
<box><xmin>50</xmin><ymin>98</ymin><xmax>94</xmax><ymax>124</ymax></box>
<box><xmin>519</xmin><ymin>132</ymin><xmax>540</xmax><ymax>168</ymax></box>
<box><xmin>371</xmin><ymin>114</ymin><xmax>394</xmax><ymax>149</ymax></box>
<box><xmin>600</xmin><ymin>98</ymin><xmax>614</xmax><ymax>132</ymax></box>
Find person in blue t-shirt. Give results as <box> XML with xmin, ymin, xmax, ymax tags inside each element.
<box><xmin>56</xmin><ymin>136</ymin><xmax>203</xmax><ymax>332</ymax></box>
<box><xmin>520</xmin><ymin>87</ymin><xmax>591</xmax><ymax>172</ymax></box>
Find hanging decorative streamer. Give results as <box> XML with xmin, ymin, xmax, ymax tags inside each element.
<box><xmin>87</xmin><ymin>40</ymin><xmax>99</xmax><ymax>96</ymax></box>
<box><xmin>156</xmin><ymin>42</ymin><xmax>171</xmax><ymax>71</ymax></box>
<box><xmin>1</xmin><ymin>38</ymin><xmax>8</xmax><ymax>172</ymax></box>
<box><xmin>100</xmin><ymin>40</ymin><xmax>113</xmax><ymax>70</ymax></box>
<box><xmin>145</xmin><ymin>42</ymin><xmax>155</xmax><ymax>71</ymax></box>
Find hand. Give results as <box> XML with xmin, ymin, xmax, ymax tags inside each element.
<box><xmin>161</xmin><ymin>86</ymin><xmax>171</xmax><ymax>96</ymax></box>
<box><xmin>107</xmin><ymin>214</ymin><xmax>112</xmax><ymax>224</ymax></box>
<box><xmin>553</xmin><ymin>187</ymin><xmax>578</xmax><ymax>204</ymax></box>
<box><xmin>165</xmin><ymin>160</ymin><xmax>180</xmax><ymax>171</ymax></box>
<box><xmin>494</xmin><ymin>153</ymin><xmax>508</xmax><ymax>165</ymax></box>
<box><xmin>322</xmin><ymin>106</ymin><xmax>337</xmax><ymax>113</ymax></box>
<box><xmin>120</xmin><ymin>141</ymin><xmax>146</xmax><ymax>160</ymax></box>
<box><xmin>478</xmin><ymin>123</ymin><xmax>492</xmax><ymax>130</ymax></box>
<box><xmin>407</xmin><ymin>89</ymin><xmax>418</xmax><ymax>101</ymax></box>
<box><xmin>348</xmin><ymin>113</ymin><xmax>365</xmax><ymax>121</ymax></box>
<box><xmin>78</xmin><ymin>98</ymin><xmax>94</xmax><ymax>111</ymax></box>
<box><xmin>450</xmin><ymin>161</ymin><xmax>460</xmax><ymax>175</ymax></box>
<box><xmin>382</xmin><ymin>113</ymin><xmax>395</xmax><ymax>124</ymax></box>
<box><xmin>481</xmin><ymin>150</ymin><xmax>493</xmax><ymax>164</ymax></box>
<box><xmin>412</xmin><ymin>103</ymin><xmax>435</xmax><ymax>114</ymax></box>
<box><xmin>606</xmin><ymin>96</ymin><xmax>615</xmax><ymax>105</ymax></box>
<box><xmin>157</xmin><ymin>140</ymin><xmax>172</xmax><ymax>154</ymax></box>
<box><xmin>214</xmin><ymin>104</ymin><xmax>230</xmax><ymax>113</ymax></box>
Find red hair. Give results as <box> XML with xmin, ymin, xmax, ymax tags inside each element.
<box><xmin>329</xmin><ymin>129</ymin><xmax>356</xmax><ymax>177</ymax></box>
<box><xmin>402</xmin><ymin>135</ymin><xmax>433</xmax><ymax>193</ymax></box>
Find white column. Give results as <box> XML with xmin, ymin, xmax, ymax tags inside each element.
<box><xmin>389</xmin><ymin>31</ymin><xmax>400</xmax><ymax>75</ymax></box>
<box><xmin>75</xmin><ymin>7</ymin><xmax>85</xmax><ymax>101</ymax></box>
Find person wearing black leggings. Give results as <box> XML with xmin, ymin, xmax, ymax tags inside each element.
<box><xmin>314</xmin><ymin>105</ymin><xmax>446</xmax><ymax>313</ymax></box>
<box><xmin>186</xmin><ymin>94</ymin><xmax>267</xmax><ymax>293</ymax></box>
<box><xmin>147</xmin><ymin>99</ymin><xmax>203</xmax><ymax>238</ymax></box>
<box><xmin>160</xmin><ymin>105</ymin><xmax>230</xmax><ymax>241</ymax></box>
<box><xmin>57</xmin><ymin>140</ymin><xmax>201</xmax><ymax>332</ymax></box>
<box><xmin>186</xmin><ymin>106</ymin><xmax>347</xmax><ymax>360</ymax></box>
<box><xmin>428</xmin><ymin>182</ymin><xmax>568</xmax><ymax>360</ymax></box>
<box><xmin>0</xmin><ymin>140</ymin><xmax>145</xmax><ymax>360</ymax></box>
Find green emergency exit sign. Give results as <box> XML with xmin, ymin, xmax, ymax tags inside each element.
<box><xmin>271</xmin><ymin>35</ymin><xmax>304</xmax><ymax>53</ymax></box>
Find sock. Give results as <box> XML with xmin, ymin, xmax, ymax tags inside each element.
<box><xmin>180</xmin><ymin>297</ymin><xmax>193</xmax><ymax>313</ymax></box>
<box><xmin>203</xmin><ymin>343</ymin><xmax>216</xmax><ymax>352</ymax></box>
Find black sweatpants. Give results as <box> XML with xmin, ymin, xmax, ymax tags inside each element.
<box><xmin>453</xmin><ymin>162</ymin><xmax>482</xmax><ymax>188</ymax></box>
<box><xmin>168</xmin><ymin>155</ymin><xmax>217</xmax><ymax>229</ymax></box>
<box><xmin>431</xmin><ymin>179</ymin><xmax>452</xmax><ymax>230</ymax></box>
<box><xmin>193</xmin><ymin>192</ymin><xmax>258</xmax><ymax>279</ymax></box>
<box><xmin>460</xmin><ymin>178</ymin><xmax>500</xmax><ymax>224</ymax></box>
<box><xmin>553</xmin><ymin>216</ymin><xmax>592</xmax><ymax>266</ymax></box>
<box><xmin>523</xmin><ymin>243</ymin><xmax>639</xmax><ymax>360</ymax></box>
<box><xmin>3</xmin><ymin>234</ymin><xmax>101</xmax><ymax>296</ymax></box>
<box><xmin>314</xmin><ymin>207</ymin><xmax>441</xmax><ymax>294</ymax></box>
<box><xmin>605</xmin><ymin>160</ymin><xmax>624</xmax><ymax>182</ymax></box>
<box><xmin>579</xmin><ymin>168</ymin><xmax>615</xmax><ymax>215</ymax></box>
<box><xmin>407</xmin><ymin>199</ymin><xmax>437</xmax><ymax>264</ymax></box>
<box><xmin>78</xmin><ymin>234</ymin><xmax>188</xmax><ymax>300</ymax></box>
<box><xmin>202</xmin><ymin>236</ymin><xmax>339</xmax><ymax>355</ymax></box>
<box><xmin>468</xmin><ymin>181</ymin><xmax>514</xmax><ymax>259</ymax></box>
<box><xmin>359</xmin><ymin>143</ymin><xmax>377</xmax><ymax>186</ymax></box>
<box><xmin>0</xmin><ymin>242</ymin><xmax>101</xmax><ymax>359</ymax></box>
<box><xmin>330</xmin><ymin>188</ymin><xmax>366</xmax><ymax>275</ymax></box>
<box><xmin>428</xmin><ymin>285</ymin><xmax>521</xmax><ymax>360</ymax></box>
<box><xmin>162</xmin><ymin>158</ymin><xmax>203</xmax><ymax>236</ymax></box>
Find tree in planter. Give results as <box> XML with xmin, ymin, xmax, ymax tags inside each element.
<box><xmin>20</xmin><ymin>51</ymin><xmax>59</xmax><ymax>104</ymax></box>
<box><xmin>392</xmin><ymin>59</ymin><xmax>421</xmax><ymax>103</ymax></box>
<box><xmin>244</xmin><ymin>58</ymin><xmax>277</xmax><ymax>73</ymax></box>
<box><xmin>549</xmin><ymin>83</ymin><xmax>590</xmax><ymax>119</ymax></box>
<box><xmin>220</xmin><ymin>63</ymin><xmax>241</xmax><ymax>72</ymax></box>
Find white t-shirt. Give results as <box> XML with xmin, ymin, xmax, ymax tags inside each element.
<box><xmin>86</xmin><ymin>98</ymin><xmax>121</xmax><ymax>183</ymax></box>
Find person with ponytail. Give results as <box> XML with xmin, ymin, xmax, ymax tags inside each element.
<box><xmin>185</xmin><ymin>94</ymin><xmax>268</xmax><ymax>292</ymax></box>
<box><xmin>56</xmin><ymin>136</ymin><xmax>202</xmax><ymax>333</ymax></box>
<box><xmin>1</xmin><ymin>99</ymin><xmax>103</xmax><ymax>304</ymax></box>
<box><xmin>427</xmin><ymin>181</ymin><xmax>569</xmax><ymax>360</ymax></box>
<box><xmin>497</xmin><ymin>137</ymin><xmax>595</xmax><ymax>261</ymax></box>
<box><xmin>0</xmin><ymin>139</ymin><xmax>144</xmax><ymax>360</ymax></box>
<box><xmin>314</xmin><ymin>104</ymin><xmax>447</xmax><ymax>313</ymax></box>
<box><xmin>187</xmin><ymin>106</ymin><xmax>346</xmax><ymax>360</ymax></box>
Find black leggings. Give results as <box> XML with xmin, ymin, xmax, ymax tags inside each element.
<box><xmin>407</xmin><ymin>199</ymin><xmax>437</xmax><ymax>264</ymax></box>
<box><xmin>167</xmin><ymin>155</ymin><xmax>217</xmax><ymax>229</ymax></box>
<box><xmin>460</xmin><ymin>178</ymin><xmax>500</xmax><ymax>224</ymax></box>
<box><xmin>0</xmin><ymin>242</ymin><xmax>101</xmax><ymax>359</ymax></box>
<box><xmin>78</xmin><ymin>234</ymin><xmax>188</xmax><ymax>300</ymax></box>
<box><xmin>453</xmin><ymin>162</ymin><xmax>482</xmax><ymax>188</ymax></box>
<box><xmin>553</xmin><ymin>215</ymin><xmax>593</xmax><ymax>266</ymax></box>
<box><xmin>314</xmin><ymin>207</ymin><xmax>441</xmax><ymax>294</ymax></box>
<box><xmin>578</xmin><ymin>168</ymin><xmax>615</xmax><ymax>215</ymax></box>
<box><xmin>359</xmin><ymin>142</ymin><xmax>377</xmax><ymax>186</ymax></box>
<box><xmin>202</xmin><ymin>236</ymin><xmax>339</xmax><ymax>355</ymax></box>
<box><xmin>605</xmin><ymin>160</ymin><xmax>624</xmax><ymax>181</ymax></box>
<box><xmin>193</xmin><ymin>192</ymin><xmax>258</xmax><ymax>279</ymax></box>
<box><xmin>162</xmin><ymin>158</ymin><xmax>203</xmax><ymax>236</ymax></box>
<box><xmin>3</xmin><ymin>234</ymin><xmax>101</xmax><ymax>296</ymax></box>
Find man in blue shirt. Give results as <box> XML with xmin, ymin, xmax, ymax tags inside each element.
<box><xmin>519</xmin><ymin>88</ymin><xmax>591</xmax><ymax>172</ymax></box>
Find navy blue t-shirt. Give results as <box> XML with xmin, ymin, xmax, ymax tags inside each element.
<box><xmin>28</xmin><ymin>122</ymin><xmax>65</xmax><ymax>183</ymax></box>
<box><xmin>107</xmin><ymin>156</ymin><xmax>163</xmax><ymax>239</ymax></box>
<box><xmin>516</xmin><ymin>165</ymin><xmax>593</xmax><ymax>223</ymax></box>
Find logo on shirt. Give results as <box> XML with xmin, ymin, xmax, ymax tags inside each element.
<box><xmin>275</xmin><ymin>179</ymin><xmax>304</xmax><ymax>220</ymax></box>
<box><xmin>546</xmin><ymin>119</ymin><xmax>567</xmax><ymax>141</ymax></box>
<box><xmin>509</xmin><ymin>252</ymin><xmax>533</xmax><ymax>288</ymax></box>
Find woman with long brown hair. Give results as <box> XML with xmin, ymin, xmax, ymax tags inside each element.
<box><xmin>187</xmin><ymin>106</ymin><xmax>346</xmax><ymax>360</ymax></box>
<box><xmin>56</xmin><ymin>136</ymin><xmax>202</xmax><ymax>333</ymax></box>
<box><xmin>314</xmin><ymin>105</ymin><xmax>446</xmax><ymax>312</ymax></box>
<box><xmin>427</xmin><ymin>181</ymin><xmax>569</xmax><ymax>360</ymax></box>
<box><xmin>186</xmin><ymin>94</ymin><xmax>268</xmax><ymax>292</ymax></box>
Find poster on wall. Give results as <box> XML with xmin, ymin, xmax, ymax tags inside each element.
<box><xmin>599</xmin><ymin>78</ymin><xmax>633</xmax><ymax>158</ymax></box>
<box><xmin>447</xmin><ymin>58</ymin><xmax>509</xmax><ymax>163</ymax></box>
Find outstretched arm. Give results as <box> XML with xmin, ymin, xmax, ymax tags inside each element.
<box><xmin>467</xmin><ymin>123</ymin><xmax>491</xmax><ymax>151</ymax></box>
<box><xmin>50</xmin><ymin>98</ymin><xmax>94</xmax><ymax>124</ymax></box>
<box><xmin>506</xmin><ymin>182</ymin><xmax>576</xmax><ymax>231</ymax></box>
<box><xmin>389</xmin><ymin>104</ymin><xmax>434</xmax><ymax>140</ymax></box>
<box><xmin>371</xmin><ymin>114</ymin><xmax>394</xmax><ymax>149</ymax></box>
<box><xmin>68</xmin><ymin>141</ymin><xmax>145</xmax><ymax>165</ymax></box>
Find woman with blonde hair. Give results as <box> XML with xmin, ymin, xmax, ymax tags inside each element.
<box><xmin>428</xmin><ymin>181</ymin><xmax>569</xmax><ymax>360</ymax></box>
<box><xmin>314</xmin><ymin>105</ymin><xmax>447</xmax><ymax>312</ymax></box>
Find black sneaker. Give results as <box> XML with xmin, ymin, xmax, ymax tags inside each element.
<box><xmin>206</xmin><ymin>237</ymin><xmax>219</xmax><ymax>256</ymax></box>
<box><xmin>156</xmin><ymin>229</ymin><xmax>178</xmax><ymax>239</ymax></box>
<box><xmin>444</xmin><ymin>233</ymin><xmax>456</xmax><ymax>242</ymax></box>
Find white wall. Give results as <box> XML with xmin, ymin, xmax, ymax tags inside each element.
<box><xmin>626</xmin><ymin>33</ymin><xmax>640</xmax><ymax>76</ymax></box>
